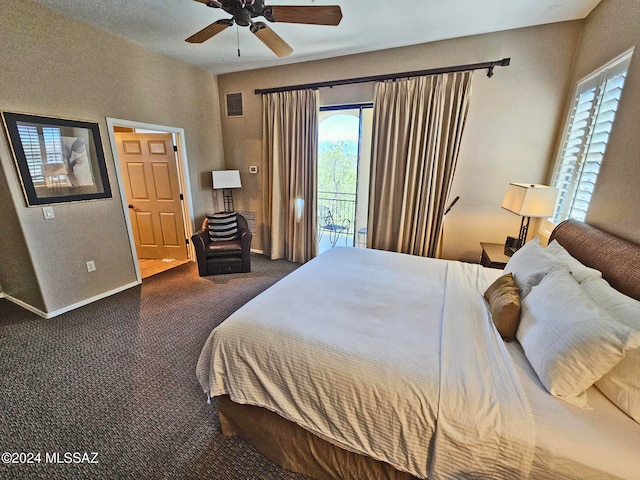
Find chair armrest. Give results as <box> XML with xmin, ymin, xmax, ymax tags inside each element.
<box><xmin>191</xmin><ymin>227</ymin><xmax>210</xmax><ymax>276</ymax></box>
<box><xmin>192</xmin><ymin>228</ymin><xmax>209</xmax><ymax>249</ymax></box>
<box><xmin>239</xmin><ymin>227</ymin><xmax>252</xmax><ymax>272</ymax></box>
<box><xmin>240</xmin><ymin>227</ymin><xmax>252</xmax><ymax>250</ymax></box>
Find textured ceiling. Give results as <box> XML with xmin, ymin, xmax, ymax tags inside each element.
<box><xmin>29</xmin><ymin>0</ymin><xmax>601</xmax><ymax>75</ymax></box>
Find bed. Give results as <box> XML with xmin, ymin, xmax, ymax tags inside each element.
<box><xmin>196</xmin><ymin>220</ymin><xmax>640</xmax><ymax>479</ymax></box>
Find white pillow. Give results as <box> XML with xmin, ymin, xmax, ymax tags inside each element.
<box><xmin>545</xmin><ymin>240</ymin><xmax>603</xmax><ymax>283</ymax></box>
<box><xmin>504</xmin><ymin>238</ymin><xmax>555</xmax><ymax>297</ymax></box>
<box><xmin>582</xmin><ymin>277</ymin><xmax>640</xmax><ymax>423</ymax></box>
<box><xmin>516</xmin><ymin>269</ymin><xmax>640</xmax><ymax>407</ymax></box>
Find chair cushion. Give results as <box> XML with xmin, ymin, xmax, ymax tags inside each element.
<box><xmin>206</xmin><ymin>240</ymin><xmax>243</xmax><ymax>256</ymax></box>
<box><xmin>207</xmin><ymin>212</ymin><xmax>238</xmax><ymax>242</ymax></box>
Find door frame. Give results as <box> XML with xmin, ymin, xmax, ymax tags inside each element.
<box><xmin>106</xmin><ymin>117</ymin><xmax>195</xmax><ymax>282</ymax></box>
<box><xmin>317</xmin><ymin>103</ymin><xmax>373</xmax><ymax>252</ymax></box>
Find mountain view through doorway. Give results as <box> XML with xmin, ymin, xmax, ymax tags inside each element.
<box><xmin>317</xmin><ymin>106</ymin><xmax>372</xmax><ymax>254</ymax></box>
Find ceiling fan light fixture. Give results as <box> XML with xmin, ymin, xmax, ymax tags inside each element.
<box><xmin>234</xmin><ymin>7</ymin><xmax>252</xmax><ymax>26</ymax></box>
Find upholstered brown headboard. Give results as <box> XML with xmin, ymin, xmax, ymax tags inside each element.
<box><xmin>550</xmin><ymin>220</ymin><xmax>640</xmax><ymax>301</ymax></box>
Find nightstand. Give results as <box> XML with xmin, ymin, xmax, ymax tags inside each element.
<box><xmin>480</xmin><ymin>242</ymin><xmax>510</xmax><ymax>269</ymax></box>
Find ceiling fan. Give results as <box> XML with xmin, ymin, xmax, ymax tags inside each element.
<box><xmin>186</xmin><ymin>0</ymin><xmax>343</xmax><ymax>57</ymax></box>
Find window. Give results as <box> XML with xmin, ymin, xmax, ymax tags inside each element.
<box><xmin>550</xmin><ymin>50</ymin><xmax>633</xmax><ymax>223</ymax></box>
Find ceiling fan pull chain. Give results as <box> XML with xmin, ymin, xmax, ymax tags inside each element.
<box><xmin>237</xmin><ymin>24</ymin><xmax>241</xmax><ymax>57</ymax></box>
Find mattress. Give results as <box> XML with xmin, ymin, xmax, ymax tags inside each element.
<box><xmin>197</xmin><ymin>247</ymin><xmax>535</xmax><ymax>479</ymax></box>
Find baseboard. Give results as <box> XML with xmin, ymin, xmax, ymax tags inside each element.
<box><xmin>0</xmin><ymin>293</ymin><xmax>48</xmax><ymax>318</ymax></box>
<box><xmin>1</xmin><ymin>280</ymin><xmax>141</xmax><ymax>319</ymax></box>
<box><xmin>250</xmin><ymin>248</ymin><xmax>264</xmax><ymax>255</ymax></box>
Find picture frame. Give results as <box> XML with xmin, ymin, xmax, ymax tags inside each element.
<box><xmin>1</xmin><ymin>111</ymin><xmax>112</xmax><ymax>206</ymax></box>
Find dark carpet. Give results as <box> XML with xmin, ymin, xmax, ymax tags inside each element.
<box><xmin>0</xmin><ymin>255</ymin><xmax>311</xmax><ymax>480</ymax></box>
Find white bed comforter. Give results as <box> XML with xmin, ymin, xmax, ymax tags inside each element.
<box><xmin>196</xmin><ymin>247</ymin><xmax>535</xmax><ymax>479</ymax></box>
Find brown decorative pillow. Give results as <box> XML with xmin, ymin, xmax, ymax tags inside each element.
<box><xmin>484</xmin><ymin>273</ymin><xmax>521</xmax><ymax>341</ymax></box>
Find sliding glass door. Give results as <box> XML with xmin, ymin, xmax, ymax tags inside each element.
<box><xmin>317</xmin><ymin>104</ymin><xmax>373</xmax><ymax>254</ymax></box>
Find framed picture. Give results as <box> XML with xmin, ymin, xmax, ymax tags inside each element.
<box><xmin>1</xmin><ymin>111</ymin><xmax>112</xmax><ymax>206</ymax></box>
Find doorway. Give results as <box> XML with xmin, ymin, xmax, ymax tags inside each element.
<box><xmin>106</xmin><ymin>118</ymin><xmax>194</xmax><ymax>281</ymax></box>
<box><xmin>317</xmin><ymin>104</ymin><xmax>373</xmax><ymax>254</ymax></box>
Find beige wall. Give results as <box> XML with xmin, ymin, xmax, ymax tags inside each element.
<box><xmin>0</xmin><ymin>0</ymin><xmax>224</xmax><ymax>314</ymax></box>
<box><xmin>554</xmin><ymin>0</ymin><xmax>639</xmax><ymax>242</ymax></box>
<box><xmin>0</xmin><ymin>162</ymin><xmax>45</xmax><ymax>309</ymax></box>
<box><xmin>218</xmin><ymin>21</ymin><xmax>582</xmax><ymax>261</ymax></box>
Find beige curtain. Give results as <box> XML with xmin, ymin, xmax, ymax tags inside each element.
<box><xmin>262</xmin><ymin>89</ymin><xmax>318</xmax><ymax>263</ymax></box>
<box><xmin>367</xmin><ymin>71</ymin><xmax>473</xmax><ymax>257</ymax></box>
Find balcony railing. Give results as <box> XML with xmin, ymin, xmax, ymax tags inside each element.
<box><xmin>317</xmin><ymin>191</ymin><xmax>357</xmax><ymax>251</ymax></box>
<box><xmin>318</xmin><ymin>191</ymin><xmax>356</xmax><ymax>235</ymax></box>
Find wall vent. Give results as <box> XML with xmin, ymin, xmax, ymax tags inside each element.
<box><xmin>225</xmin><ymin>92</ymin><xmax>244</xmax><ymax>117</ymax></box>
<box><xmin>237</xmin><ymin>210</ymin><xmax>256</xmax><ymax>235</ymax></box>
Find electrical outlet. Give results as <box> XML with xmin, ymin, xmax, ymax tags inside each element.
<box><xmin>249</xmin><ymin>165</ymin><xmax>259</xmax><ymax>174</ymax></box>
<box><xmin>86</xmin><ymin>260</ymin><xmax>96</xmax><ymax>272</ymax></box>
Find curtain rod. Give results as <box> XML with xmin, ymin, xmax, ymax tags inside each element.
<box><xmin>254</xmin><ymin>58</ymin><xmax>510</xmax><ymax>95</ymax></box>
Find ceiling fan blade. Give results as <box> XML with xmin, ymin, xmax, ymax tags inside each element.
<box><xmin>250</xmin><ymin>22</ymin><xmax>293</xmax><ymax>57</ymax></box>
<box><xmin>263</xmin><ymin>5</ymin><xmax>342</xmax><ymax>26</ymax></box>
<box><xmin>186</xmin><ymin>19</ymin><xmax>232</xmax><ymax>43</ymax></box>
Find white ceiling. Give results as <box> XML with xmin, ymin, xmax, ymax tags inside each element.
<box><xmin>29</xmin><ymin>0</ymin><xmax>601</xmax><ymax>75</ymax></box>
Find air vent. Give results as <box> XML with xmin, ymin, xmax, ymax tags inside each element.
<box><xmin>236</xmin><ymin>210</ymin><xmax>256</xmax><ymax>235</ymax></box>
<box><xmin>226</xmin><ymin>92</ymin><xmax>244</xmax><ymax>117</ymax></box>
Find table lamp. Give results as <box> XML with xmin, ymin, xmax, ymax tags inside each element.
<box><xmin>502</xmin><ymin>183</ymin><xmax>558</xmax><ymax>254</ymax></box>
<box><xmin>212</xmin><ymin>170</ymin><xmax>242</xmax><ymax>212</ymax></box>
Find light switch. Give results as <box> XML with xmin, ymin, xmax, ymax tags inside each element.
<box><xmin>42</xmin><ymin>206</ymin><xmax>55</xmax><ymax>219</ymax></box>
<box><xmin>249</xmin><ymin>165</ymin><xmax>259</xmax><ymax>174</ymax></box>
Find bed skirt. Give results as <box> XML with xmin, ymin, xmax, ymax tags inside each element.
<box><xmin>218</xmin><ymin>396</ymin><xmax>417</xmax><ymax>480</ymax></box>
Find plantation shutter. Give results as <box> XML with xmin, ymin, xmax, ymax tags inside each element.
<box><xmin>551</xmin><ymin>53</ymin><xmax>632</xmax><ymax>223</ymax></box>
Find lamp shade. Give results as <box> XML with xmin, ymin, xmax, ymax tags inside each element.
<box><xmin>502</xmin><ymin>183</ymin><xmax>558</xmax><ymax>218</ymax></box>
<box><xmin>212</xmin><ymin>170</ymin><xmax>241</xmax><ymax>190</ymax></box>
